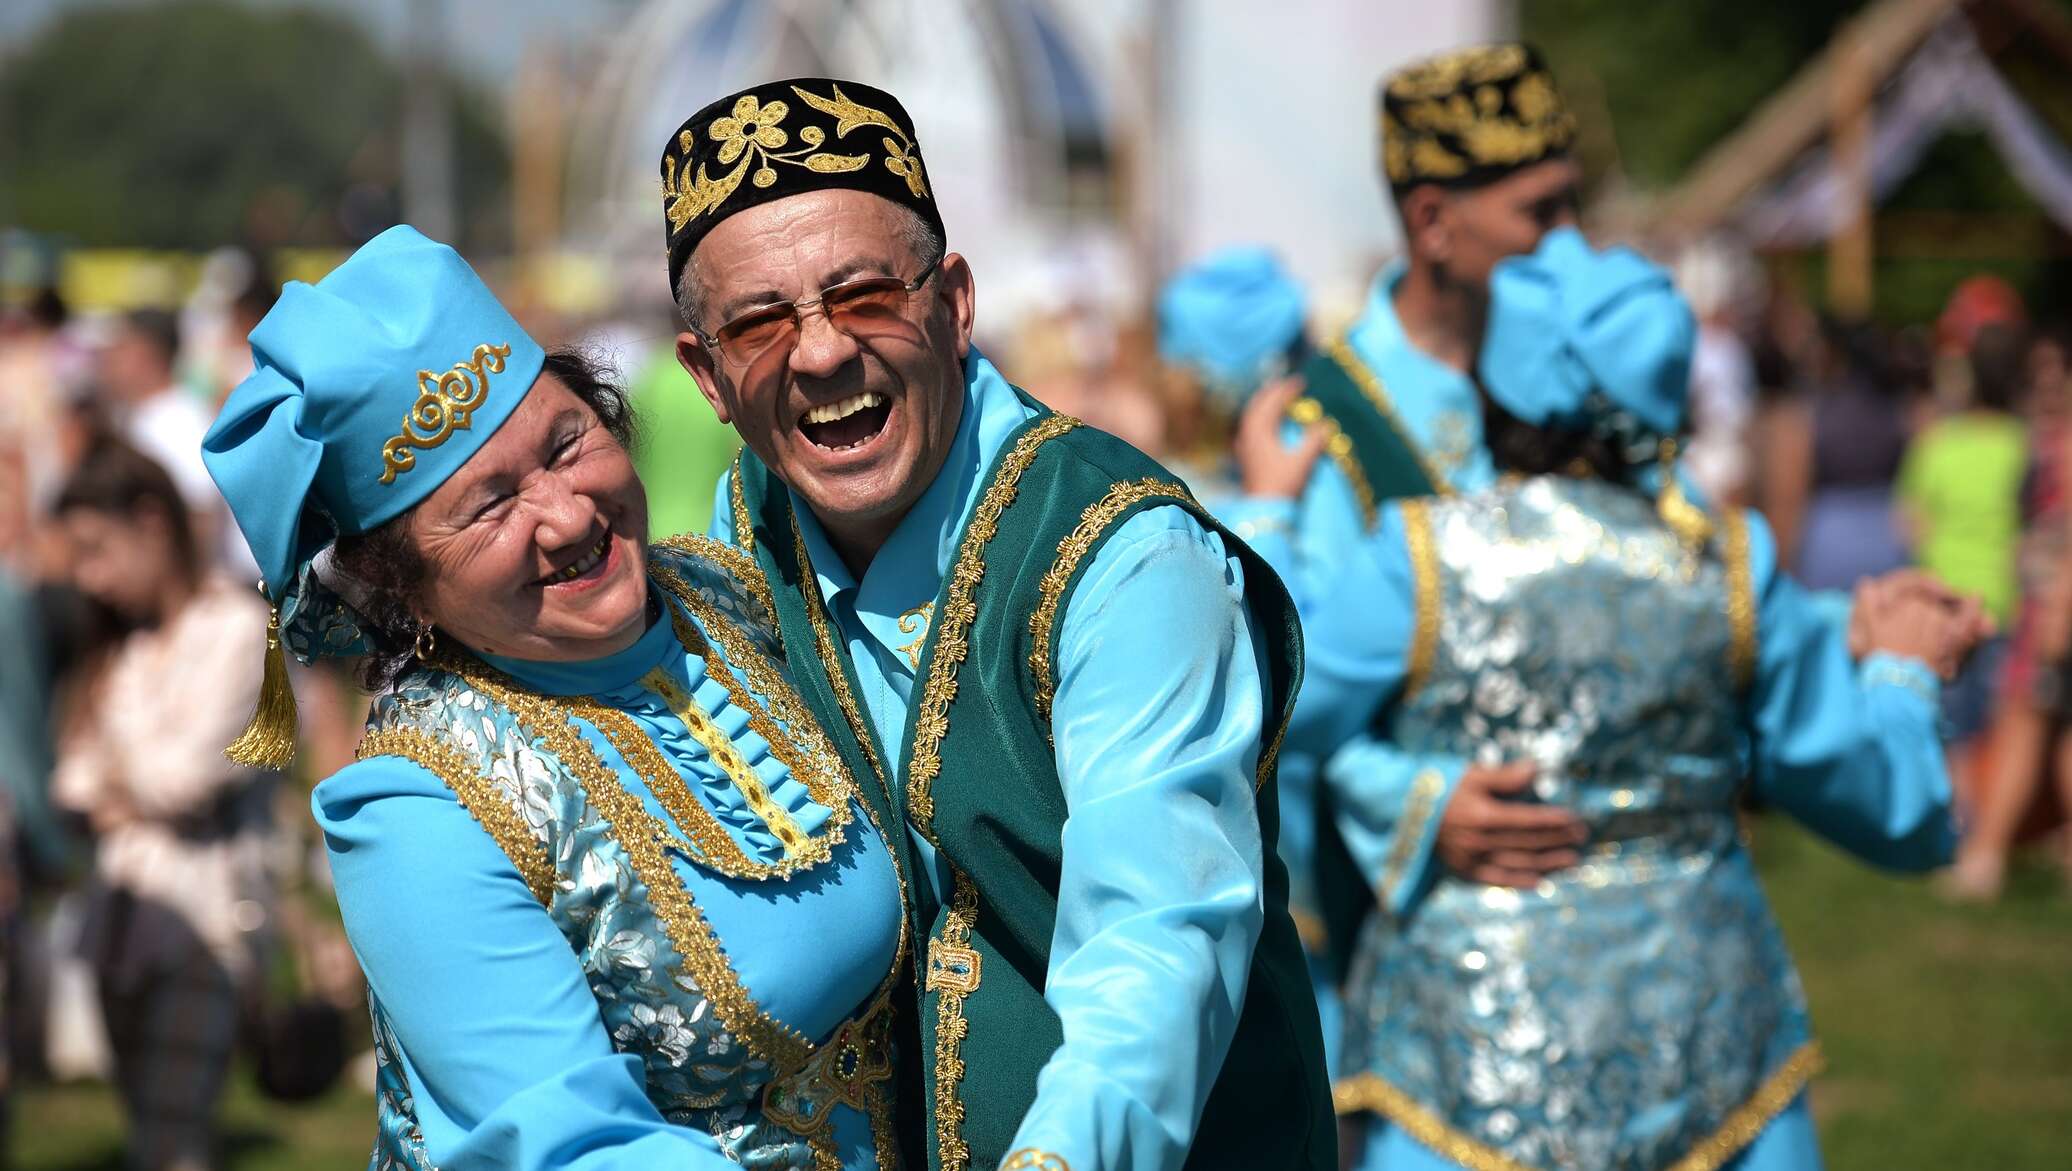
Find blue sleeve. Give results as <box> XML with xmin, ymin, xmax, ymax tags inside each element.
<box><xmin>1284</xmin><ymin>503</ymin><xmax>1417</xmax><ymax>759</ymax></box>
<box><xmin>1007</xmin><ymin>506</ymin><xmax>1268</xmax><ymax>1171</ymax></box>
<box><xmin>1741</xmin><ymin>512</ymin><xmax>1958</xmax><ymax>871</ymax></box>
<box><xmin>1321</xmin><ymin>736</ymin><xmax>1463</xmax><ymax>918</ymax></box>
<box><xmin>315</xmin><ymin>758</ymin><xmax>735</xmax><ymax>1170</ymax></box>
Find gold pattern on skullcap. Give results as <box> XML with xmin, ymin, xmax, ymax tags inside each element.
<box><xmin>1379</xmin><ymin>43</ymin><xmax>1575</xmax><ymax>190</ymax></box>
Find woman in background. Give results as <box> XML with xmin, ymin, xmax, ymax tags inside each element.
<box><xmin>50</xmin><ymin>439</ymin><xmax>275</xmax><ymax>1171</ymax></box>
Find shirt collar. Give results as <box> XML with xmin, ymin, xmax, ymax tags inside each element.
<box><xmin>792</xmin><ymin>346</ymin><xmax>1036</xmax><ymax>609</ymax></box>
<box><xmin>476</xmin><ymin>587</ymin><xmax>676</xmax><ymax>696</ymax></box>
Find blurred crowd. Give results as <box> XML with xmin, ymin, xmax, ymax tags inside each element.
<box><xmin>0</xmin><ymin>237</ymin><xmax>2068</xmax><ymax>1167</ymax></box>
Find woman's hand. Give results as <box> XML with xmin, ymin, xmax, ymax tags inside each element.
<box><xmin>1234</xmin><ymin>376</ymin><xmax>1328</xmax><ymax>500</ymax></box>
<box><xmin>1852</xmin><ymin>571</ymin><xmax>1992</xmax><ymax>679</ymax></box>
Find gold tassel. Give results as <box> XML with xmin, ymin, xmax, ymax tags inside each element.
<box><xmin>225</xmin><ymin>604</ymin><xmax>298</xmax><ymax>769</ymax></box>
<box><xmin>1656</xmin><ymin>437</ymin><xmax>1714</xmax><ymax>551</ymax></box>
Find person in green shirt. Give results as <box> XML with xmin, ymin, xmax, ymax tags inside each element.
<box><xmin>1899</xmin><ymin>321</ymin><xmax>2027</xmax><ymax>742</ymax></box>
<box><xmin>626</xmin><ymin>336</ymin><xmax>739</xmax><ymax>539</ymax></box>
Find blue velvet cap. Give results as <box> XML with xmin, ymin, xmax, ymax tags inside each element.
<box><xmin>1157</xmin><ymin>246</ymin><xmax>1307</xmax><ymax>407</ymax></box>
<box><xmin>1480</xmin><ymin>227</ymin><xmax>1695</xmax><ymax>436</ymax></box>
<box><xmin>202</xmin><ymin>225</ymin><xmax>545</xmax><ymax>614</ymax></box>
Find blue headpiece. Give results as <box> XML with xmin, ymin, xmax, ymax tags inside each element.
<box><xmin>1479</xmin><ymin>226</ymin><xmax>1695</xmax><ymax>437</ymax></box>
<box><xmin>1157</xmin><ymin>246</ymin><xmax>1308</xmax><ymax>409</ymax></box>
<box><xmin>201</xmin><ymin>225</ymin><xmax>546</xmax><ymax>766</ymax></box>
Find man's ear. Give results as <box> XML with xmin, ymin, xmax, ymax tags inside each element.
<box><xmin>676</xmin><ymin>332</ymin><xmax>732</xmax><ymax>424</ymax></box>
<box><xmin>937</xmin><ymin>252</ymin><xmax>976</xmax><ymax>360</ymax></box>
<box><xmin>1400</xmin><ymin>185</ymin><xmax>1452</xmax><ymax>266</ymax></box>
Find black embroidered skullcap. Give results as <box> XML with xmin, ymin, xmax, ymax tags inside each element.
<box><xmin>661</xmin><ymin>77</ymin><xmax>943</xmax><ymax>293</ymax></box>
<box><xmin>1380</xmin><ymin>43</ymin><xmax>1576</xmax><ymax>193</ymax></box>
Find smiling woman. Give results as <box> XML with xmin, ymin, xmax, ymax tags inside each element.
<box><xmin>199</xmin><ymin>226</ymin><xmax>908</xmax><ymax>1171</ymax></box>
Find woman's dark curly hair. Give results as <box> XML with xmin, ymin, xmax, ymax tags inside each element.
<box><xmin>1479</xmin><ymin>384</ymin><xmax>1662</xmax><ymax>484</ymax></box>
<box><xmin>331</xmin><ymin>348</ymin><xmax>637</xmax><ymax>693</ymax></box>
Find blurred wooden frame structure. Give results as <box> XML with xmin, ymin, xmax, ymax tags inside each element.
<box><xmin>1648</xmin><ymin>0</ymin><xmax>2072</xmax><ymax>317</ymax></box>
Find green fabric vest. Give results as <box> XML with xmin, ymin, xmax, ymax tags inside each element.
<box><xmin>734</xmin><ymin>396</ymin><xmax>1334</xmax><ymax>1171</ymax></box>
<box><xmin>1293</xmin><ymin>341</ymin><xmax>1443</xmax><ymax>987</ymax></box>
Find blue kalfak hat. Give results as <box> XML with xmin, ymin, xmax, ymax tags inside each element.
<box><xmin>1157</xmin><ymin>246</ymin><xmax>1308</xmax><ymax>408</ymax></box>
<box><xmin>201</xmin><ymin>225</ymin><xmax>546</xmax><ymax>766</ymax></box>
<box><xmin>1480</xmin><ymin>226</ymin><xmax>1694</xmax><ymax>437</ymax></box>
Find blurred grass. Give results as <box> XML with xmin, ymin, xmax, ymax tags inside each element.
<box><xmin>1755</xmin><ymin>817</ymin><xmax>2072</xmax><ymax>1169</ymax></box>
<box><xmin>10</xmin><ymin>816</ymin><xmax>2070</xmax><ymax>1168</ymax></box>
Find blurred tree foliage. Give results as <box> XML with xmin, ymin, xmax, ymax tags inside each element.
<box><xmin>0</xmin><ymin>0</ymin><xmax>509</xmax><ymax>250</ymax></box>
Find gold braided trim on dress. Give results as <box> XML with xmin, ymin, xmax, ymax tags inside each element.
<box><xmin>926</xmin><ymin>870</ymin><xmax>984</xmax><ymax>1171</ymax></box>
<box><xmin>1721</xmin><ymin>509</ymin><xmax>1757</xmax><ymax>690</ymax></box>
<box><xmin>358</xmin><ymin>727</ymin><xmax>559</xmax><ymax>906</ymax></box>
<box><xmin>1002</xmin><ymin>1150</ymin><xmax>1071</xmax><ymax>1171</ymax></box>
<box><xmin>1376</xmin><ymin>768</ymin><xmax>1447</xmax><ymax>910</ymax></box>
<box><xmin>1401</xmin><ymin>497</ymin><xmax>1441</xmax><ymax>698</ymax></box>
<box><xmin>457</xmin><ymin>663</ymin><xmax>817</xmax><ymax>1076</ymax></box>
<box><xmin>1028</xmin><ymin>477</ymin><xmax>1191</xmax><ymax>725</ymax></box>
<box><xmin>1287</xmin><ymin>395</ymin><xmax>1378</xmax><ymax>531</ymax></box>
<box><xmin>907</xmin><ymin>412</ymin><xmax>1081</xmax><ymax>832</ymax></box>
<box><xmin>729</xmin><ymin>451</ymin><xmax>756</xmax><ymax>552</ymax></box>
<box><xmin>790</xmin><ymin>510</ymin><xmax>897</xmax><ymax>813</ymax></box>
<box><xmin>655</xmin><ymin>531</ymin><xmax>779</xmax><ymax>639</ymax></box>
<box><xmin>1332</xmin><ymin>1041</ymin><xmax>1824</xmax><ymax>1171</ymax></box>
<box><xmin>1328</xmin><ymin>334</ymin><xmax>1453</xmax><ymax>499</ymax></box>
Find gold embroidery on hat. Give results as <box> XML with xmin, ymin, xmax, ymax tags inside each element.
<box><xmin>378</xmin><ymin>342</ymin><xmax>511</xmax><ymax>485</ymax></box>
<box><xmin>664</xmin><ymin>84</ymin><xmax>923</xmax><ymax>237</ymax></box>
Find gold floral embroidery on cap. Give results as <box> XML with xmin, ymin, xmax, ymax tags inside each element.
<box><xmin>664</xmin><ymin>83</ymin><xmax>926</xmax><ymax>236</ymax></box>
<box><xmin>379</xmin><ymin>342</ymin><xmax>511</xmax><ymax>485</ymax></box>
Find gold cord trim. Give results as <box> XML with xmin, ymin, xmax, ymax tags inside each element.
<box><xmin>1287</xmin><ymin>395</ymin><xmax>1378</xmax><ymax>531</ymax></box>
<box><xmin>641</xmin><ymin>663</ymin><xmax>811</xmax><ymax>854</ymax></box>
<box><xmin>1002</xmin><ymin>1151</ymin><xmax>1070</xmax><ymax>1171</ymax></box>
<box><xmin>1029</xmin><ymin>477</ymin><xmax>1191</xmax><ymax>725</ymax></box>
<box><xmin>358</xmin><ymin>727</ymin><xmax>559</xmax><ymax>906</ymax></box>
<box><xmin>655</xmin><ymin>531</ymin><xmax>779</xmax><ymax>639</ymax></box>
<box><xmin>908</xmin><ymin>413</ymin><xmax>1080</xmax><ymax>832</ymax></box>
<box><xmin>927</xmin><ymin>871</ymin><xmax>983</xmax><ymax>1171</ymax></box>
<box><xmin>1722</xmin><ymin>510</ymin><xmax>1756</xmax><ymax>690</ymax></box>
<box><xmin>728</xmin><ymin>452</ymin><xmax>756</xmax><ymax>553</ymax></box>
<box><xmin>1377</xmin><ymin>769</ymin><xmax>1446</xmax><ymax>911</ymax></box>
<box><xmin>457</xmin><ymin>663</ymin><xmax>817</xmax><ymax>1075</ymax></box>
<box><xmin>790</xmin><ymin>510</ymin><xmax>898</xmax><ymax>814</ymax></box>
<box><xmin>1332</xmin><ymin>1041</ymin><xmax>1824</xmax><ymax>1171</ymax></box>
<box><xmin>1401</xmin><ymin>498</ymin><xmax>1440</xmax><ymax>698</ymax></box>
<box><xmin>1328</xmin><ymin>334</ymin><xmax>1453</xmax><ymax>499</ymax></box>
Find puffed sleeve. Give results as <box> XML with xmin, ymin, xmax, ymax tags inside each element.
<box><xmin>1003</xmin><ymin>506</ymin><xmax>1269</xmax><ymax>1171</ymax></box>
<box><xmin>315</xmin><ymin>757</ymin><xmax>737</xmax><ymax>1170</ymax></box>
<box><xmin>1284</xmin><ymin>503</ymin><xmax>1465</xmax><ymax>917</ymax></box>
<box><xmin>1740</xmin><ymin>511</ymin><xmax>1957</xmax><ymax>871</ymax></box>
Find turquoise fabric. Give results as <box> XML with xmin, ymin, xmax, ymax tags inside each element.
<box><xmin>1290</xmin><ymin>479</ymin><xmax>1951</xmax><ymax>1170</ymax></box>
<box><xmin>1157</xmin><ymin>246</ymin><xmax>1307</xmax><ymax>407</ymax></box>
<box><xmin>711</xmin><ymin>351</ymin><xmax>1277</xmax><ymax>1171</ymax></box>
<box><xmin>1357</xmin><ymin>1095</ymin><xmax>1823</xmax><ymax>1171</ymax></box>
<box><xmin>319</xmin><ymin>547</ymin><xmax>905</xmax><ymax>1170</ymax></box>
<box><xmin>201</xmin><ymin>225</ymin><xmax>545</xmax><ymax>607</ymax></box>
<box><xmin>1481</xmin><ymin>226</ymin><xmax>1696</xmax><ymax>436</ymax></box>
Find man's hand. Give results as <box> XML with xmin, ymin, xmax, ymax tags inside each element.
<box><xmin>1434</xmin><ymin>761</ymin><xmax>1585</xmax><ymax>887</ymax></box>
<box><xmin>1853</xmin><ymin>572</ymin><xmax>1991</xmax><ymax>680</ymax></box>
<box><xmin>1233</xmin><ymin>376</ymin><xmax>1327</xmax><ymax>500</ymax></box>
<box><xmin>1847</xmin><ymin>569</ymin><xmax>1993</xmax><ymax>663</ymax></box>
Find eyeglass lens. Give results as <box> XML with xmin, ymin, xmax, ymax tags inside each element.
<box><xmin>715</xmin><ymin>276</ymin><xmax>918</xmax><ymax>363</ymax></box>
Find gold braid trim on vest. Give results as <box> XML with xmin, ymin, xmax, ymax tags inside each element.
<box><xmin>1332</xmin><ymin>1041</ymin><xmax>1823</xmax><ymax>1171</ymax></box>
<box><xmin>906</xmin><ymin>412</ymin><xmax>1080</xmax><ymax>832</ymax></box>
<box><xmin>1721</xmin><ymin>510</ymin><xmax>1757</xmax><ymax>689</ymax></box>
<box><xmin>358</xmin><ymin>727</ymin><xmax>559</xmax><ymax>906</ymax></box>
<box><xmin>791</xmin><ymin>510</ymin><xmax>899</xmax><ymax>813</ymax></box>
<box><xmin>1401</xmin><ymin>497</ymin><xmax>1441</xmax><ymax>699</ymax></box>
<box><xmin>1028</xmin><ymin>477</ymin><xmax>1192</xmax><ymax>726</ymax></box>
<box><xmin>1329</xmin><ymin>334</ymin><xmax>1454</xmax><ymax>499</ymax></box>
<box><xmin>730</xmin><ymin>451</ymin><xmax>757</xmax><ymax>553</ymax></box>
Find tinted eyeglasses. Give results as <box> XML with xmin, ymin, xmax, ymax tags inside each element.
<box><xmin>691</xmin><ymin>251</ymin><xmax>945</xmax><ymax>365</ymax></box>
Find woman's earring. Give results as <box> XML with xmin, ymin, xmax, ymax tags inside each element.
<box><xmin>413</xmin><ymin>623</ymin><xmax>437</xmax><ymax>663</ymax></box>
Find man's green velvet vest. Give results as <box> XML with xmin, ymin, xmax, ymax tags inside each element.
<box><xmin>1293</xmin><ymin>340</ymin><xmax>1442</xmax><ymax>986</ymax></box>
<box><xmin>732</xmin><ymin>395</ymin><xmax>1334</xmax><ymax>1171</ymax></box>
